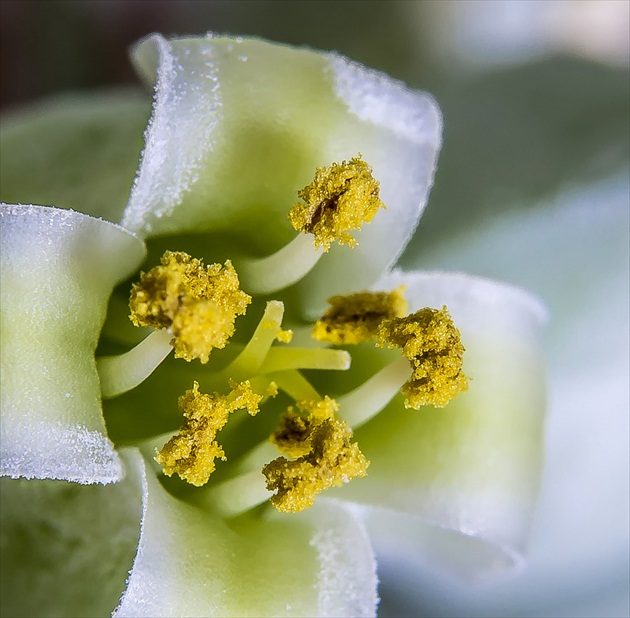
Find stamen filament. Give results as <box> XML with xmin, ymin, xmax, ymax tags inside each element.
<box><xmin>337</xmin><ymin>356</ymin><xmax>411</xmax><ymax>429</ymax></box>
<box><xmin>224</xmin><ymin>300</ymin><xmax>285</xmax><ymax>380</ymax></box>
<box><xmin>265</xmin><ymin>370</ymin><xmax>321</xmax><ymax>401</ymax></box>
<box><xmin>195</xmin><ymin>438</ymin><xmax>288</xmax><ymax>517</ymax></box>
<box><xmin>237</xmin><ymin>233</ymin><xmax>323</xmax><ymax>294</ymax></box>
<box><xmin>97</xmin><ymin>329</ymin><xmax>174</xmax><ymax>398</ymax></box>
<box><xmin>260</xmin><ymin>347</ymin><xmax>351</xmax><ymax>373</ymax></box>
<box><xmin>198</xmin><ymin>469</ymin><xmax>271</xmax><ymax>518</ymax></box>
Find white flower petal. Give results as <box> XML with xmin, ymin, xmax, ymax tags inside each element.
<box><xmin>115</xmin><ymin>455</ymin><xmax>378</xmax><ymax>617</ymax></box>
<box><xmin>384</xmin><ymin>175</ymin><xmax>629</xmax><ymax>615</ymax></box>
<box><xmin>336</xmin><ymin>272</ymin><xmax>547</xmax><ymax>579</ymax></box>
<box><xmin>310</xmin><ymin>499</ymin><xmax>379</xmax><ymax>618</ymax></box>
<box><xmin>0</xmin><ymin>204</ymin><xmax>146</xmax><ymax>484</ymax></box>
<box><xmin>121</xmin><ymin>34</ymin><xmax>440</xmax><ymax>314</ymax></box>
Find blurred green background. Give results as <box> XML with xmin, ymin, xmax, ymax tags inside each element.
<box><xmin>1</xmin><ymin>1</ymin><xmax>628</xmax><ymax>617</ymax></box>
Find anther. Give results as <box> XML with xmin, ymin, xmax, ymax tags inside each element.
<box><xmin>377</xmin><ymin>306</ymin><xmax>468</xmax><ymax>408</ymax></box>
<box><xmin>129</xmin><ymin>251</ymin><xmax>251</xmax><ymax>363</ymax></box>
<box><xmin>312</xmin><ymin>287</ymin><xmax>407</xmax><ymax>345</ymax></box>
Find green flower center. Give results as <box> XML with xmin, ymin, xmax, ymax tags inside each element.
<box><xmin>96</xmin><ymin>158</ymin><xmax>468</xmax><ymax>516</ymax></box>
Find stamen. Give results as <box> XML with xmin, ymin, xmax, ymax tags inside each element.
<box><xmin>129</xmin><ymin>251</ymin><xmax>251</xmax><ymax>363</ymax></box>
<box><xmin>192</xmin><ymin>384</ymin><xmax>352</xmax><ymax>518</ymax></box>
<box><xmin>203</xmin><ymin>469</ymin><xmax>272</xmax><ymax>518</ymax></box>
<box><xmin>155</xmin><ymin>380</ymin><xmax>265</xmax><ymax>487</ymax></box>
<box><xmin>262</xmin><ymin>398</ymin><xmax>369</xmax><ymax>513</ymax></box>
<box><xmin>312</xmin><ymin>287</ymin><xmax>407</xmax><ymax>345</ymax></box>
<box><xmin>238</xmin><ymin>156</ymin><xmax>385</xmax><ymax>294</ymax></box>
<box><xmin>289</xmin><ymin>156</ymin><xmax>385</xmax><ymax>252</ymax></box>
<box><xmin>377</xmin><ymin>305</ymin><xmax>469</xmax><ymax>408</ymax></box>
<box><xmin>97</xmin><ymin>329</ymin><xmax>174</xmax><ymax>399</ymax></box>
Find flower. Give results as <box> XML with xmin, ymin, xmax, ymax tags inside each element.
<box><xmin>0</xmin><ymin>34</ymin><xmax>546</xmax><ymax>617</ymax></box>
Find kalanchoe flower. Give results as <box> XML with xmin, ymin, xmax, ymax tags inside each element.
<box><xmin>0</xmin><ymin>33</ymin><xmax>547</xmax><ymax>617</ymax></box>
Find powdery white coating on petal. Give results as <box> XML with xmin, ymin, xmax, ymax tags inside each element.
<box><xmin>329</xmin><ymin>53</ymin><xmax>440</xmax><ymax>146</ymax></box>
<box><xmin>122</xmin><ymin>34</ymin><xmax>222</xmax><ymax>236</ymax></box>
<box><xmin>0</xmin><ymin>204</ymin><xmax>145</xmax><ymax>484</ymax></box>
<box><xmin>114</xmin><ymin>451</ymin><xmax>151</xmax><ymax>618</ymax></box>
<box><xmin>0</xmin><ymin>421</ymin><xmax>122</xmax><ymax>485</ymax></box>
<box><xmin>311</xmin><ymin>499</ymin><xmax>379</xmax><ymax>618</ymax></box>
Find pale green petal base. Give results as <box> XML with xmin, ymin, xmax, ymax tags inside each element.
<box><xmin>0</xmin><ymin>449</ymin><xmax>143</xmax><ymax>618</ymax></box>
<box><xmin>115</xmin><ymin>453</ymin><xmax>378</xmax><ymax>617</ymax></box>
<box><xmin>336</xmin><ymin>272</ymin><xmax>547</xmax><ymax>579</ymax></box>
<box><xmin>0</xmin><ymin>205</ymin><xmax>146</xmax><ymax>483</ymax></box>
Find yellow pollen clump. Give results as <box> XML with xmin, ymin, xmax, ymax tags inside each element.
<box><xmin>263</xmin><ymin>397</ymin><xmax>369</xmax><ymax>513</ymax></box>
<box><xmin>275</xmin><ymin>328</ymin><xmax>294</xmax><ymax>344</ymax></box>
<box><xmin>156</xmin><ymin>380</ymin><xmax>264</xmax><ymax>487</ymax></box>
<box><xmin>288</xmin><ymin>156</ymin><xmax>385</xmax><ymax>252</ymax></box>
<box><xmin>312</xmin><ymin>286</ymin><xmax>408</xmax><ymax>345</ymax></box>
<box><xmin>378</xmin><ymin>305</ymin><xmax>468</xmax><ymax>409</ymax></box>
<box><xmin>129</xmin><ymin>251</ymin><xmax>251</xmax><ymax>363</ymax></box>
<box><xmin>270</xmin><ymin>396</ymin><xmax>340</xmax><ymax>458</ymax></box>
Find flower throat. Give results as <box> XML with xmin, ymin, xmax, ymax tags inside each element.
<box><xmin>97</xmin><ymin>156</ymin><xmax>468</xmax><ymax>515</ymax></box>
